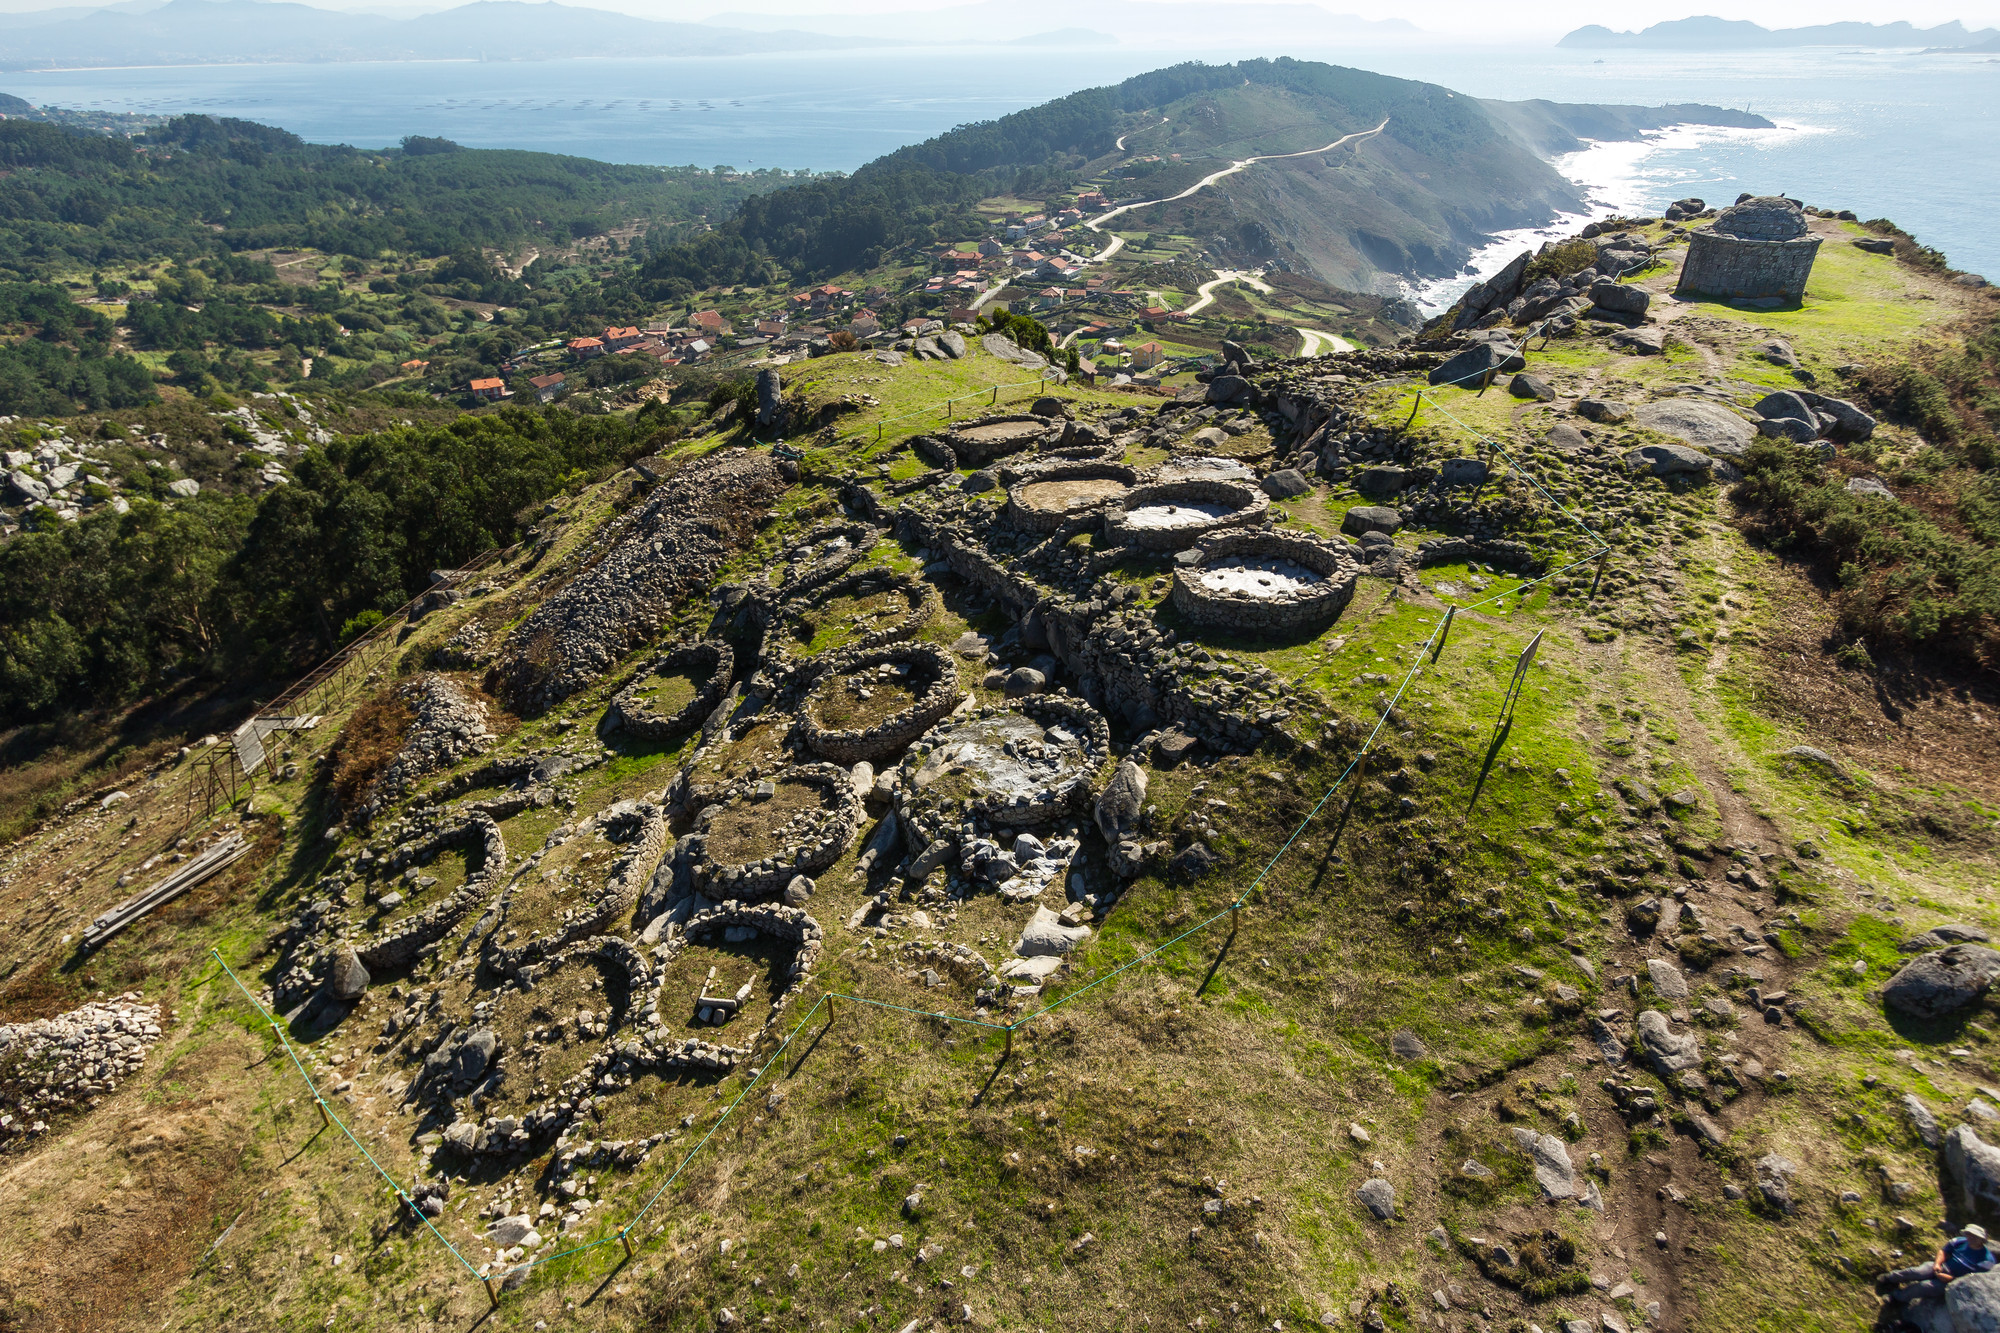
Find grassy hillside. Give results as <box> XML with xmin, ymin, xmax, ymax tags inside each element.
<box><xmin>0</xmin><ymin>203</ymin><xmax>1995</xmax><ymax>1333</ymax></box>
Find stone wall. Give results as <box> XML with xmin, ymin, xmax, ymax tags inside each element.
<box><xmin>356</xmin><ymin>814</ymin><xmax>509</xmax><ymax>972</ymax></box>
<box><xmin>682</xmin><ymin>763</ymin><xmax>862</xmax><ymax>900</ymax></box>
<box><xmin>605</xmin><ymin>640</ymin><xmax>734</xmax><ymax>741</ymax></box>
<box><xmin>1003</xmin><ymin>462</ymin><xmax>1138</xmax><ymax>534</ymax></box>
<box><xmin>487</xmin><ymin>800</ymin><xmax>670</xmax><ymax>977</ymax></box>
<box><xmin>761</xmin><ymin>567</ymin><xmax>939</xmax><ymax>676</ymax></box>
<box><xmin>448</xmin><ymin>935</ymin><xmax>655</xmax><ymax>1155</ymax></box>
<box><xmin>1106</xmin><ymin>478</ymin><xmax>1269</xmax><ymax>552</ymax></box>
<box><xmin>1169</xmin><ymin>530</ymin><xmax>1361</xmax><ymax>633</ymax></box>
<box><xmin>1676</xmin><ymin>231</ymin><xmax>1821</xmax><ymax>302</ymax></box>
<box><xmin>795</xmin><ymin>641</ymin><xmax>964</xmax><ymax>764</ymax></box>
<box><xmin>894</xmin><ymin>695</ymin><xmax>1113</xmax><ymax>858</ymax></box>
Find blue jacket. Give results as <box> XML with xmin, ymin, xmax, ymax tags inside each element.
<box><xmin>1942</xmin><ymin>1237</ymin><xmax>1997</xmax><ymax>1278</ymax></box>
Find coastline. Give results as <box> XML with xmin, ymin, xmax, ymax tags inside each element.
<box><xmin>1402</xmin><ymin>118</ymin><xmax>1825</xmax><ymax>314</ymax></box>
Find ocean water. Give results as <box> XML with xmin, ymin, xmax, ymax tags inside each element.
<box><xmin>9</xmin><ymin>41</ymin><xmax>1996</xmax><ymax>298</ymax></box>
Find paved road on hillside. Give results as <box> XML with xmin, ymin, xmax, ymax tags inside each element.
<box><xmin>1077</xmin><ymin>116</ymin><xmax>1390</xmax><ymax>269</ymax></box>
<box><xmin>1293</xmin><ymin>327</ymin><xmax>1357</xmax><ymax>356</ymax></box>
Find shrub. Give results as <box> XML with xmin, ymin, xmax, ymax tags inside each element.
<box><xmin>1524</xmin><ymin>238</ymin><xmax>1597</xmax><ymax>286</ymax></box>
<box><xmin>1733</xmin><ymin>441</ymin><xmax>2000</xmax><ymax>667</ymax></box>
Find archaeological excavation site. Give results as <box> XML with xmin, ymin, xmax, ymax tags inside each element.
<box><xmin>2</xmin><ymin>204</ymin><xmax>1998</xmax><ymax>1333</ymax></box>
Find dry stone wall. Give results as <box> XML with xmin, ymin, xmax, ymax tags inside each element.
<box><xmin>682</xmin><ymin>764</ymin><xmax>861</xmax><ymax>901</ymax></box>
<box><xmin>1169</xmin><ymin>529</ymin><xmax>1362</xmax><ymax>633</ymax></box>
<box><xmin>605</xmin><ymin>640</ymin><xmax>734</xmax><ymax>741</ymax></box>
<box><xmin>796</xmin><ymin>641</ymin><xmax>965</xmax><ymax>764</ymax></box>
<box><xmin>487</xmin><ymin>801</ymin><xmax>670</xmax><ymax>977</ymax></box>
<box><xmin>356</xmin><ymin>813</ymin><xmax>509</xmax><ymax>972</ymax></box>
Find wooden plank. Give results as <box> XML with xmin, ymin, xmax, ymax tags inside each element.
<box><xmin>83</xmin><ymin>835</ymin><xmax>250</xmax><ymax>948</ymax></box>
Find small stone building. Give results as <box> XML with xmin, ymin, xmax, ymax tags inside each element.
<box><xmin>1676</xmin><ymin>195</ymin><xmax>1822</xmax><ymax>302</ymax></box>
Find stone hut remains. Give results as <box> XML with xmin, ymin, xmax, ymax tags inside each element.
<box><xmin>1676</xmin><ymin>195</ymin><xmax>1821</xmax><ymax>302</ymax></box>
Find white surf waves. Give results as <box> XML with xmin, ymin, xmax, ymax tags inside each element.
<box><xmin>1402</xmin><ymin>119</ymin><xmax>1827</xmax><ymax>315</ymax></box>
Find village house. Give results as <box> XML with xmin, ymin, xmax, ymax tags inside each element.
<box><xmin>848</xmin><ymin>309</ymin><xmax>881</xmax><ymax>337</ymax></box>
<box><xmin>1131</xmin><ymin>341</ymin><xmax>1166</xmax><ymax>370</ymax></box>
<box><xmin>603</xmin><ymin>325</ymin><xmax>642</xmax><ymax>351</ymax></box>
<box><xmin>527</xmin><ymin>372</ymin><xmax>565</xmax><ymax>403</ymax></box>
<box><xmin>399</xmin><ymin>358</ymin><xmax>430</xmax><ymax>375</ymax></box>
<box><xmin>469</xmin><ymin>376</ymin><xmax>508</xmax><ymax>401</ymax></box>
<box><xmin>568</xmin><ymin>336</ymin><xmax>605</xmax><ymax>359</ymax></box>
<box><xmin>977</xmin><ymin>239</ymin><xmax>1004</xmax><ymax>257</ymax></box>
<box><xmin>754</xmin><ymin>318</ymin><xmax>787</xmax><ymax>338</ymax></box>
<box><xmin>691</xmin><ymin>310</ymin><xmax>732</xmax><ymax>337</ymax></box>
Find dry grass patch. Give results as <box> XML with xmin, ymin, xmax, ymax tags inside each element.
<box><xmin>702</xmin><ymin>778</ymin><xmax>826</xmax><ymax>867</ymax></box>
<box><xmin>329</xmin><ymin>691</ymin><xmax>414</xmax><ymax>812</ymax></box>
<box><xmin>480</xmin><ymin>954</ymin><xmax>628</xmax><ymax>1118</ymax></box>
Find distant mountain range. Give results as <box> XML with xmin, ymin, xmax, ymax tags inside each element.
<box><xmin>1559</xmin><ymin>16</ymin><xmax>2000</xmax><ymax>50</ymax></box>
<box><xmin>0</xmin><ymin>0</ymin><xmax>1413</xmax><ymax>68</ymax></box>
<box><xmin>0</xmin><ymin>0</ymin><xmax>893</xmax><ymax>66</ymax></box>
<box><xmin>701</xmin><ymin>0</ymin><xmax>1416</xmax><ymax>46</ymax></box>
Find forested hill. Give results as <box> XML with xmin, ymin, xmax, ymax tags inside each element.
<box><xmin>639</xmin><ymin>57</ymin><xmax>1767</xmax><ymax>290</ymax></box>
<box><xmin>0</xmin><ymin>115</ymin><xmax>793</xmax><ymax>281</ymax></box>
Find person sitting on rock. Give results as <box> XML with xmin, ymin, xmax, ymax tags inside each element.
<box><xmin>1877</xmin><ymin>1223</ymin><xmax>1996</xmax><ymax>1303</ymax></box>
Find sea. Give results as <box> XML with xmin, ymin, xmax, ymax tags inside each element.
<box><xmin>9</xmin><ymin>40</ymin><xmax>1997</xmax><ymax>310</ymax></box>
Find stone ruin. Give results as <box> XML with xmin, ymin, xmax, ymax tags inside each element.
<box><xmin>261</xmin><ymin>331</ymin><xmax>1594</xmax><ymax>1227</ymax></box>
<box><xmin>491</xmin><ymin>450</ymin><xmax>787</xmax><ymax>714</ymax></box>
<box><xmin>1169</xmin><ymin>529</ymin><xmax>1362</xmax><ymax>633</ymax></box>
<box><xmin>0</xmin><ymin>996</ymin><xmax>163</xmax><ymax>1148</ymax></box>
<box><xmin>1676</xmin><ymin>195</ymin><xmax>1822</xmax><ymax>303</ymax></box>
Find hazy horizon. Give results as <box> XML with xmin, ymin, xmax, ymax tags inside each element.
<box><xmin>2</xmin><ymin>0</ymin><xmax>1997</xmax><ymax>42</ymax></box>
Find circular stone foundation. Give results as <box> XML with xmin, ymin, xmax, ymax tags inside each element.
<box><xmin>1170</xmin><ymin>530</ymin><xmax>1362</xmax><ymax>633</ymax></box>
<box><xmin>686</xmin><ymin>763</ymin><xmax>862</xmax><ymax>900</ymax></box>
<box><xmin>443</xmin><ymin>936</ymin><xmax>654</xmax><ymax>1155</ymax></box>
<box><xmin>942</xmin><ymin>415</ymin><xmax>1060</xmax><ymax>467</ymax></box>
<box><xmin>1004</xmin><ymin>462</ymin><xmax>1138</xmax><ymax>533</ymax></box>
<box><xmin>486</xmin><ymin>800</ymin><xmax>669</xmax><ymax>976</ymax></box>
<box><xmin>606</xmin><ymin>639</ymin><xmax>733</xmax><ymax>740</ymax></box>
<box><xmin>766</xmin><ymin>568</ymin><xmax>939</xmax><ymax>671</ymax></box>
<box><xmin>671</xmin><ymin>710</ymin><xmax>797</xmax><ymax>812</ymax></box>
<box><xmin>1108</xmin><ymin>478</ymin><xmax>1269</xmax><ymax>551</ymax></box>
<box><xmin>798</xmin><ymin>642</ymin><xmax>964</xmax><ymax>764</ymax></box>
<box><xmin>896</xmin><ymin>696</ymin><xmax>1111</xmax><ymax>853</ymax></box>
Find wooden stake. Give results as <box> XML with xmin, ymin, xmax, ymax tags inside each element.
<box><xmin>1003</xmin><ymin>1025</ymin><xmax>1014</xmax><ymax>1058</ymax></box>
<box><xmin>485</xmin><ymin>1277</ymin><xmax>502</xmax><ymax>1310</ymax></box>
<box><xmin>316</xmin><ymin>1098</ymin><xmax>331</xmax><ymax>1129</ymax></box>
<box><xmin>621</xmin><ymin>1230</ymin><xmax>636</xmax><ymax>1260</ymax></box>
<box><xmin>1431</xmin><ymin>605</ymin><xmax>1457</xmax><ymax>662</ymax></box>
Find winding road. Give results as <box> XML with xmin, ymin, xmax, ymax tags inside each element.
<box><xmin>1114</xmin><ymin>116</ymin><xmax>1169</xmax><ymax>153</ymax></box>
<box><xmin>1292</xmin><ymin>327</ymin><xmax>1356</xmax><ymax>357</ymax></box>
<box><xmin>1078</xmin><ymin>116</ymin><xmax>1390</xmax><ymax>267</ymax></box>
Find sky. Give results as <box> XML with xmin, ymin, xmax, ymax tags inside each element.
<box><xmin>4</xmin><ymin>0</ymin><xmax>1999</xmax><ymax>38</ymax></box>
